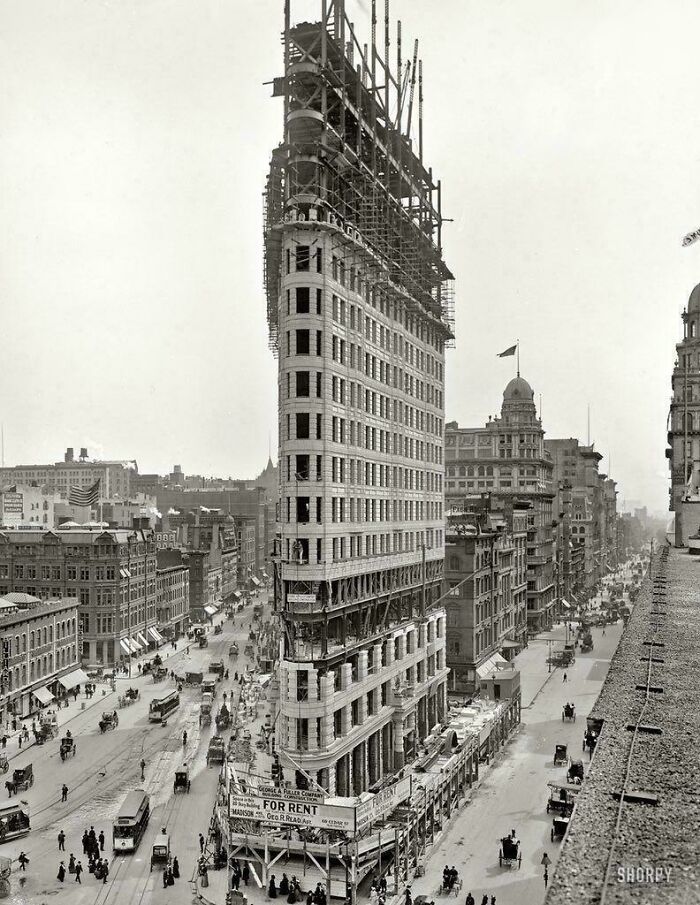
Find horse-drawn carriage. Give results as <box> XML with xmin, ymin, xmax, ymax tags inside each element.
<box><xmin>215</xmin><ymin>704</ymin><xmax>231</xmax><ymax>731</ymax></box>
<box><xmin>546</xmin><ymin>782</ymin><xmax>575</xmax><ymax>815</ymax></box>
<box><xmin>59</xmin><ymin>736</ymin><xmax>76</xmax><ymax>761</ymax></box>
<box><xmin>229</xmin><ymin>643</ymin><xmax>239</xmax><ymax>659</ymax></box>
<box><xmin>580</xmin><ymin>636</ymin><xmax>593</xmax><ymax>653</ymax></box>
<box><xmin>173</xmin><ymin>766</ymin><xmax>191</xmax><ymax>793</ymax></box>
<box><xmin>34</xmin><ymin>720</ymin><xmax>58</xmax><ymax>745</ymax></box>
<box><xmin>553</xmin><ymin>744</ymin><xmax>568</xmax><ymax>766</ymax></box>
<box><xmin>118</xmin><ymin>687</ymin><xmax>140</xmax><ymax>708</ymax></box>
<box><xmin>99</xmin><ymin>711</ymin><xmax>119</xmax><ymax>733</ymax></box>
<box><xmin>200</xmin><ymin>700</ymin><xmax>212</xmax><ymax>727</ymax></box>
<box><xmin>198</xmin><ymin>636</ymin><xmax>209</xmax><ymax>648</ymax></box>
<box><xmin>0</xmin><ymin>757</ymin><xmax>7</xmax><ymax>776</ymax></box>
<box><xmin>152</xmin><ymin>666</ymin><xmax>168</xmax><ymax>682</ymax></box>
<box><xmin>562</xmin><ymin>703</ymin><xmax>576</xmax><ymax>722</ymax></box>
<box><xmin>5</xmin><ymin>765</ymin><xmax>33</xmax><ymax>797</ymax></box>
<box><xmin>583</xmin><ymin>727</ymin><xmax>599</xmax><ymax>758</ymax></box>
<box><xmin>214</xmin><ymin>624</ymin><xmax>223</xmax><ymax>635</ymax></box>
<box><xmin>209</xmin><ymin>660</ymin><xmax>225</xmax><ymax>678</ymax></box>
<box><xmin>244</xmin><ymin>643</ymin><xmax>255</xmax><ymax>658</ymax></box>
<box><xmin>498</xmin><ymin>834</ymin><xmax>521</xmax><ymax>868</ymax></box>
<box><xmin>567</xmin><ymin>759</ymin><xmax>585</xmax><ymax>784</ymax></box>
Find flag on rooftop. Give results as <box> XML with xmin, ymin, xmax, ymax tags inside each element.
<box><xmin>497</xmin><ymin>344</ymin><xmax>517</xmax><ymax>358</ymax></box>
<box><xmin>69</xmin><ymin>478</ymin><xmax>101</xmax><ymax>507</ymax></box>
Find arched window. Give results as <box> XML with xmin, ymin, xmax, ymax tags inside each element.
<box><xmin>684</xmin><ymin>413</ymin><xmax>694</xmax><ymax>432</ymax></box>
<box><xmin>478</xmin><ymin>466</ymin><xmax>485</xmax><ymax>477</ymax></box>
<box><xmin>467</xmin><ymin>466</ymin><xmax>474</xmax><ymax>477</ymax></box>
<box><xmin>486</xmin><ymin>466</ymin><xmax>493</xmax><ymax>476</ymax></box>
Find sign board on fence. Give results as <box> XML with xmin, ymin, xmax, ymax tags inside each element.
<box><xmin>257</xmin><ymin>785</ymin><xmax>324</xmax><ymax>804</ymax></box>
<box><xmin>229</xmin><ymin>793</ymin><xmax>355</xmax><ymax>832</ymax></box>
<box><xmin>355</xmin><ymin>776</ymin><xmax>412</xmax><ymax>832</ymax></box>
<box><xmin>286</xmin><ymin>594</ymin><xmax>317</xmax><ymax>605</ymax></box>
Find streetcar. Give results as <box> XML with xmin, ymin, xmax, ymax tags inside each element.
<box><xmin>148</xmin><ymin>690</ymin><xmax>180</xmax><ymax>723</ymax></box>
<box><xmin>113</xmin><ymin>790</ymin><xmax>150</xmax><ymax>852</ymax></box>
<box><xmin>0</xmin><ymin>802</ymin><xmax>30</xmax><ymax>844</ymax></box>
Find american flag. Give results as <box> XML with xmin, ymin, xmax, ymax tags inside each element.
<box><xmin>69</xmin><ymin>478</ymin><xmax>101</xmax><ymax>507</ymax></box>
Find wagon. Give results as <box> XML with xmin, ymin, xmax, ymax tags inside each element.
<box><xmin>498</xmin><ymin>834</ymin><xmax>521</xmax><ymax>869</ymax></box>
<box><xmin>553</xmin><ymin>744</ymin><xmax>568</xmax><ymax>766</ymax></box>
<box><xmin>174</xmin><ymin>766</ymin><xmax>191</xmax><ymax>793</ymax></box>
<box><xmin>99</xmin><ymin>712</ymin><xmax>119</xmax><ymax>733</ymax></box>
<box><xmin>198</xmin><ymin>636</ymin><xmax>209</xmax><ymax>648</ymax></box>
<box><xmin>214</xmin><ymin>624</ymin><xmax>223</xmax><ymax>635</ymax></box>
<box><xmin>209</xmin><ymin>660</ymin><xmax>225</xmax><ymax>678</ymax></box>
<box><xmin>562</xmin><ymin>703</ymin><xmax>576</xmax><ymax>722</ymax></box>
<box><xmin>551</xmin><ymin>814</ymin><xmax>570</xmax><ymax>842</ymax></box>
<box><xmin>207</xmin><ymin>736</ymin><xmax>226</xmax><ymax>766</ymax></box>
<box><xmin>6</xmin><ymin>764</ymin><xmax>33</xmax><ymax>797</ymax></box>
<box><xmin>150</xmin><ymin>833</ymin><xmax>170</xmax><ymax>871</ymax></box>
<box><xmin>546</xmin><ymin>783</ymin><xmax>575</xmax><ymax>815</ymax></box>
<box><xmin>229</xmin><ymin>643</ymin><xmax>239</xmax><ymax>659</ymax></box>
<box><xmin>33</xmin><ymin>723</ymin><xmax>56</xmax><ymax>745</ymax></box>
<box><xmin>215</xmin><ymin>704</ymin><xmax>231</xmax><ymax>730</ymax></box>
<box><xmin>152</xmin><ymin>667</ymin><xmax>168</xmax><ymax>682</ymax></box>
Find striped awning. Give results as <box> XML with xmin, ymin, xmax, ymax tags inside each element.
<box><xmin>119</xmin><ymin>638</ymin><xmax>131</xmax><ymax>654</ymax></box>
<box><xmin>129</xmin><ymin>637</ymin><xmax>142</xmax><ymax>651</ymax></box>
<box><xmin>204</xmin><ymin>605</ymin><xmax>217</xmax><ymax>616</ymax></box>
<box><xmin>148</xmin><ymin>627</ymin><xmax>163</xmax><ymax>643</ymax></box>
<box><xmin>136</xmin><ymin>633</ymin><xmax>148</xmax><ymax>647</ymax></box>
<box><xmin>58</xmin><ymin>668</ymin><xmax>90</xmax><ymax>690</ymax></box>
<box><xmin>33</xmin><ymin>686</ymin><xmax>54</xmax><ymax>705</ymax></box>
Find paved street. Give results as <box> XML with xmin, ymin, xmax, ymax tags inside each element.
<box><xmin>408</xmin><ymin>618</ymin><xmax>624</xmax><ymax>905</ymax></box>
<box><xmin>4</xmin><ymin>594</ymin><xmax>271</xmax><ymax>905</ymax></box>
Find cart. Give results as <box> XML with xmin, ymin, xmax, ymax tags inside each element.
<box><xmin>198</xmin><ymin>636</ymin><xmax>209</xmax><ymax>649</ymax></box>
<box><xmin>568</xmin><ymin>759</ymin><xmax>585</xmax><ymax>784</ymax></box>
<box><xmin>59</xmin><ymin>736</ymin><xmax>76</xmax><ymax>761</ymax></box>
<box><xmin>150</xmin><ymin>833</ymin><xmax>170</xmax><ymax>871</ymax></box>
<box><xmin>546</xmin><ymin>783</ymin><xmax>575</xmax><ymax>814</ymax></box>
<box><xmin>202</xmin><ymin>679</ymin><xmax>217</xmax><ymax>698</ymax></box>
<box><xmin>215</xmin><ymin>704</ymin><xmax>231</xmax><ymax>730</ymax></box>
<box><xmin>562</xmin><ymin>703</ymin><xmax>576</xmax><ymax>722</ymax></box>
<box><xmin>551</xmin><ymin>814</ymin><xmax>570</xmax><ymax>842</ymax></box>
<box><xmin>99</xmin><ymin>712</ymin><xmax>119</xmax><ymax>733</ymax></box>
<box><xmin>214</xmin><ymin>624</ymin><xmax>223</xmax><ymax>635</ymax></box>
<box><xmin>229</xmin><ymin>643</ymin><xmax>239</xmax><ymax>659</ymax></box>
<box><xmin>553</xmin><ymin>744</ymin><xmax>568</xmax><ymax>766</ymax></box>
<box><xmin>498</xmin><ymin>834</ymin><xmax>521</xmax><ymax>869</ymax></box>
<box><xmin>174</xmin><ymin>766</ymin><xmax>191</xmax><ymax>793</ymax></box>
<box><xmin>152</xmin><ymin>666</ymin><xmax>168</xmax><ymax>682</ymax></box>
<box><xmin>209</xmin><ymin>660</ymin><xmax>225</xmax><ymax>678</ymax></box>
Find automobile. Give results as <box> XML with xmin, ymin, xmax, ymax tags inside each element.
<box><xmin>173</xmin><ymin>767</ymin><xmax>191</xmax><ymax>793</ymax></box>
<box><xmin>551</xmin><ymin>813</ymin><xmax>570</xmax><ymax>842</ymax></box>
<box><xmin>150</xmin><ymin>833</ymin><xmax>170</xmax><ymax>871</ymax></box>
<box><xmin>553</xmin><ymin>744</ymin><xmax>568</xmax><ymax>766</ymax></box>
<box><xmin>498</xmin><ymin>834</ymin><xmax>521</xmax><ymax>869</ymax></box>
<box><xmin>59</xmin><ymin>737</ymin><xmax>76</xmax><ymax>761</ymax></box>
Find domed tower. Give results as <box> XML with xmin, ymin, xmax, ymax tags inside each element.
<box><xmin>501</xmin><ymin>376</ymin><xmax>538</xmax><ymax>428</ymax></box>
<box><xmin>668</xmin><ymin>283</ymin><xmax>700</xmax><ymax>545</ymax></box>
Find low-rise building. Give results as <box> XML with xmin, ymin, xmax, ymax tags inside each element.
<box><xmin>0</xmin><ymin>596</ymin><xmax>81</xmax><ymax>721</ymax></box>
<box><xmin>0</xmin><ymin>485</ymin><xmax>62</xmax><ymax>529</ymax></box>
<box><xmin>0</xmin><ymin>447</ymin><xmax>137</xmax><ymax>501</ymax></box>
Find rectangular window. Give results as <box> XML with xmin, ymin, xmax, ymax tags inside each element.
<box><xmin>296</xmin><ymin>245</ymin><xmax>310</xmax><ymax>271</ymax></box>
<box><xmin>296</xmin><ymin>287</ymin><xmax>310</xmax><ymax>313</ymax></box>
<box><xmin>316</xmin><ymin>414</ymin><xmax>322</xmax><ymax>440</ymax></box>
<box><xmin>296</xmin><ymin>329</ymin><xmax>310</xmax><ymax>354</ymax></box>
<box><xmin>316</xmin><ymin>288</ymin><xmax>322</xmax><ymax>314</ymax></box>
<box><xmin>316</xmin><ymin>372</ymin><xmax>322</xmax><ymax>397</ymax></box>
<box><xmin>296</xmin><ymin>413</ymin><xmax>310</xmax><ymax>439</ymax></box>
<box><xmin>316</xmin><ymin>331</ymin><xmax>322</xmax><ymax>355</ymax></box>
<box><xmin>296</xmin><ymin>371</ymin><xmax>310</xmax><ymax>397</ymax></box>
<box><xmin>315</xmin><ymin>248</ymin><xmax>323</xmax><ymax>273</ymax></box>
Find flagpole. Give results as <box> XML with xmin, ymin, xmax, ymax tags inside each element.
<box><xmin>517</xmin><ymin>339</ymin><xmax>520</xmax><ymax>378</ymax></box>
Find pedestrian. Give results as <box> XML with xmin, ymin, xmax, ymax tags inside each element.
<box><xmin>82</xmin><ymin>830</ymin><xmax>89</xmax><ymax>854</ymax></box>
<box><xmin>405</xmin><ymin>888</ymin><xmax>412</xmax><ymax>905</ymax></box>
<box><xmin>544</xmin><ymin>868</ymin><xmax>549</xmax><ymax>890</ymax></box>
<box><xmin>99</xmin><ymin>830</ymin><xmax>105</xmax><ymax>851</ymax></box>
<box><xmin>465</xmin><ymin>894</ymin><xmax>474</xmax><ymax>905</ymax></box>
<box><xmin>242</xmin><ymin>862</ymin><xmax>249</xmax><ymax>886</ymax></box>
<box><xmin>75</xmin><ymin>861</ymin><xmax>83</xmax><ymax>883</ymax></box>
<box><xmin>18</xmin><ymin>735</ymin><xmax>22</xmax><ymax>750</ymax></box>
<box><xmin>140</xmin><ymin>759</ymin><xmax>146</xmax><ymax>780</ymax></box>
<box><xmin>172</xmin><ymin>856</ymin><xmax>180</xmax><ymax>879</ymax></box>
<box><xmin>102</xmin><ymin>860</ymin><xmax>109</xmax><ymax>884</ymax></box>
<box><xmin>199</xmin><ymin>832</ymin><xmax>205</xmax><ymax>853</ymax></box>
<box><xmin>269</xmin><ymin>874</ymin><xmax>277</xmax><ymax>898</ymax></box>
<box><xmin>18</xmin><ymin>852</ymin><xmax>29</xmax><ymax>871</ymax></box>
<box><xmin>57</xmin><ymin>861</ymin><xmax>66</xmax><ymax>882</ymax></box>
<box><xmin>563</xmin><ymin>672</ymin><xmax>568</xmax><ymax>683</ymax></box>
<box><xmin>11</xmin><ymin>717</ymin><xmax>17</xmax><ymax>732</ymax></box>
<box><xmin>491</xmin><ymin>898</ymin><xmax>496</xmax><ymax>905</ymax></box>
<box><xmin>480</xmin><ymin>897</ymin><xmax>488</xmax><ymax>905</ymax></box>
<box><xmin>183</xmin><ymin>730</ymin><xmax>188</xmax><ymax>747</ymax></box>
<box><xmin>167</xmin><ymin>868</ymin><xmax>175</xmax><ymax>887</ymax></box>
<box><xmin>0</xmin><ymin>736</ymin><xmax>5</xmax><ymax>749</ymax></box>
<box><xmin>58</xmin><ymin>829</ymin><xmax>66</xmax><ymax>851</ymax></box>
<box><xmin>61</xmin><ymin>783</ymin><xmax>69</xmax><ymax>802</ymax></box>
<box><xmin>163</xmin><ymin>868</ymin><xmax>169</xmax><ymax>889</ymax></box>
<box><xmin>69</xmin><ymin>854</ymin><xmax>76</xmax><ymax>874</ymax></box>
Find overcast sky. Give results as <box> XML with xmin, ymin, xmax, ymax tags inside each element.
<box><xmin>2</xmin><ymin>0</ymin><xmax>698</xmax><ymax>514</ymax></box>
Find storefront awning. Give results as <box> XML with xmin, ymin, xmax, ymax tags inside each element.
<box><xmin>561</xmin><ymin>598</ymin><xmax>571</xmax><ymax>609</ymax></box>
<box><xmin>233</xmin><ymin>591</ymin><xmax>242</xmax><ymax>599</ymax></box>
<box><xmin>148</xmin><ymin>627</ymin><xmax>163</xmax><ymax>643</ymax></box>
<box><xmin>58</xmin><ymin>668</ymin><xmax>90</xmax><ymax>690</ymax></box>
<box><xmin>476</xmin><ymin>653</ymin><xmax>508</xmax><ymax>680</ymax></box>
<box><xmin>119</xmin><ymin>567</ymin><xmax>132</xmax><ymax>579</ymax></box>
<box><xmin>204</xmin><ymin>605</ymin><xmax>217</xmax><ymax>617</ymax></box>
<box><xmin>250</xmin><ymin>576</ymin><xmax>261</xmax><ymax>586</ymax></box>
<box><xmin>119</xmin><ymin>638</ymin><xmax>131</xmax><ymax>655</ymax></box>
<box><xmin>501</xmin><ymin>639</ymin><xmax>521</xmax><ymax>649</ymax></box>
<box><xmin>33</xmin><ymin>686</ymin><xmax>54</xmax><ymax>705</ymax></box>
<box><xmin>136</xmin><ymin>633</ymin><xmax>148</xmax><ymax>647</ymax></box>
<box><xmin>129</xmin><ymin>637</ymin><xmax>142</xmax><ymax>651</ymax></box>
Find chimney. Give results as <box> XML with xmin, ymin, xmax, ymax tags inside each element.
<box><xmin>193</xmin><ymin>510</ymin><xmax>201</xmax><ymax>549</ymax></box>
<box><xmin>65</xmin><ymin>448</ymin><xmax>74</xmax><ymax>463</ymax></box>
<box><xmin>80</xmin><ymin>447</ymin><xmax>88</xmax><ymax>461</ymax></box>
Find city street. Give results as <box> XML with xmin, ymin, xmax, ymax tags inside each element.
<box><xmin>4</xmin><ymin>595</ymin><xmax>270</xmax><ymax>905</ymax></box>
<box><xmin>409</xmin><ymin>618</ymin><xmax>624</xmax><ymax>905</ymax></box>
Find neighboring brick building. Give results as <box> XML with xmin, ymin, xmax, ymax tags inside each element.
<box><xmin>0</xmin><ymin>526</ymin><xmax>159</xmax><ymax>669</ymax></box>
<box><xmin>445</xmin><ymin>496</ymin><xmax>529</xmax><ymax>694</ymax></box>
<box><xmin>0</xmin><ymin>596</ymin><xmax>81</xmax><ymax>721</ymax></box>
<box><xmin>155</xmin><ymin>550</ymin><xmax>190</xmax><ymax>639</ymax></box>
<box><xmin>0</xmin><ymin>447</ymin><xmax>137</xmax><ymax>501</ymax></box>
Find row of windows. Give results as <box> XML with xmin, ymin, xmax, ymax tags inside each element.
<box><xmin>284</xmin><ymin>412</ymin><xmax>443</xmax><ymax>465</ymax></box>
<box><xmin>285</xmin><ymin>245</ymin><xmax>445</xmax><ymax>355</ymax></box>
<box><xmin>2</xmin><ymin>562</ymin><xmax>155</xmax><ymax>581</ymax></box>
<box><xmin>4</xmin><ymin>646</ymin><xmax>76</xmax><ymax>691</ymax></box>
<box><xmin>3</xmin><ymin>619</ymin><xmax>77</xmax><ymax>656</ymax></box>
<box><xmin>285</xmin><ymin>529</ymin><xmax>443</xmax><ymax>564</ymax></box>
<box><xmin>447</xmin><ymin>465</ymin><xmax>538</xmax><ymax>477</ymax></box>
<box><xmin>286</xmin><ymin>495</ymin><xmax>443</xmax><ymax>525</ymax></box>
<box><xmin>285</xmin><ymin>454</ymin><xmax>443</xmax><ymax>494</ymax></box>
<box><xmin>283</xmin><ymin>329</ymin><xmax>443</xmax><ymax>410</ymax></box>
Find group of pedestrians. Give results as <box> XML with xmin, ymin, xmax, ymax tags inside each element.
<box><xmin>464</xmin><ymin>896</ymin><xmax>496</xmax><ymax>905</ymax></box>
<box><xmin>52</xmin><ymin>826</ymin><xmax>108</xmax><ymax>884</ymax></box>
<box><xmin>162</xmin><ymin>858</ymin><xmax>180</xmax><ymax>888</ymax></box>
<box><xmin>229</xmin><ymin>858</ymin><xmax>250</xmax><ymax>889</ymax></box>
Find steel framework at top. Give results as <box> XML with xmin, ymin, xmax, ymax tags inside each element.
<box><xmin>264</xmin><ymin>0</ymin><xmax>455</xmax><ymax>354</ymax></box>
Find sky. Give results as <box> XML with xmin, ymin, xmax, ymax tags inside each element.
<box><xmin>1</xmin><ymin>0</ymin><xmax>699</xmax><ymax>514</ymax></box>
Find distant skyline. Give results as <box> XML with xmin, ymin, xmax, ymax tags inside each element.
<box><xmin>2</xmin><ymin>0</ymin><xmax>699</xmax><ymax>514</ymax></box>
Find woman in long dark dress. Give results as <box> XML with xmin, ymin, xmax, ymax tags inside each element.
<box><xmin>280</xmin><ymin>874</ymin><xmax>289</xmax><ymax>895</ymax></box>
<box><xmin>172</xmin><ymin>857</ymin><xmax>180</xmax><ymax>879</ymax></box>
<box><xmin>269</xmin><ymin>875</ymin><xmax>278</xmax><ymax>898</ymax></box>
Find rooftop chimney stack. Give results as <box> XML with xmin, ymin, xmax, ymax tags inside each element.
<box><xmin>79</xmin><ymin>447</ymin><xmax>88</xmax><ymax>461</ymax></box>
<box><xmin>65</xmin><ymin>447</ymin><xmax>74</xmax><ymax>463</ymax></box>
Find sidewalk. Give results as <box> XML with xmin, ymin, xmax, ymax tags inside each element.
<box><xmin>516</xmin><ymin>621</ymin><xmax>570</xmax><ymax>708</ymax></box>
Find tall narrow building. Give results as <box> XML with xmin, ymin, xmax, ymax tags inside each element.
<box><xmin>264</xmin><ymin>1</ymin><xmax>454</xmax><ymax>794</ymax></box>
